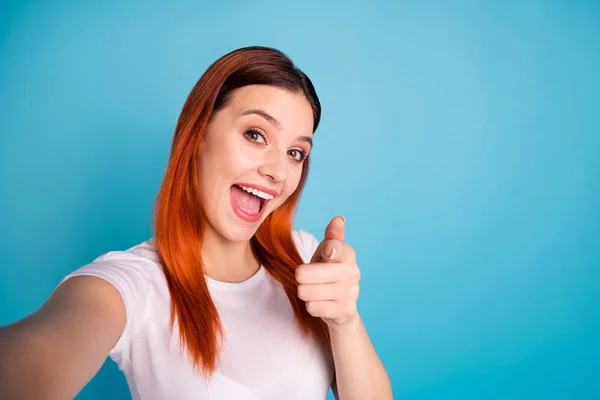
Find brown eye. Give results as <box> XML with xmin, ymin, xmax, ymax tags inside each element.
<box><xmin>289</xmin><ymin>149</ymin><xmax>307</xmax><ymax>162</ymax></box>
<box><xmin>244</xmin><ymin>129</ymin><xmax>266</xmax><ymax>143</ymax></box>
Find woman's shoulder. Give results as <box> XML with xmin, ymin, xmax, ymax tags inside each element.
<box><xmin>57</xmin><ymin>239</ymin><xmax>163</xmax><ymax>362</ymax></box>
<box><xmin>92</xmin><ymin>238</ymin><xmax>161</xmax><ymax>266</ymax></box>
<box><xmin>65</xmin><ymin>238</ymin><xmax>162</xmax><ymax>287</ymax></box>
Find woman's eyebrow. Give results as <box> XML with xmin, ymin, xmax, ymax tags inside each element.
<box><xmin>241</xmin><ymin>109</ymin><xmax>282</xmax><ymax>131</ymax></box>
<box><xmin>298</xmin><ymin>136</ymin><xmax>313</xmax><ymax>148</ymax></box>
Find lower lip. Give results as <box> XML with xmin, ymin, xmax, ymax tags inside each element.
<box><xmin>229</xmin><ymin>187</ymin><xmax>270</xmax><ymax>223</ymax></box>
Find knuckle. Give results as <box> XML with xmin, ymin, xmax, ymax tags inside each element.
<box><xmin>295</xmin><ymin>264</ymin><xmax>306</xmax><ymax>282</ymax></box>
<box><xmin>297</xmin><ymin>285</ymin><xmax>305</xmax><ymax>300</ymax></box>
<box><xmin>349</xmin><ymin>246</ymin><xmax>356</xmax><ymax>259</ymax></box>
<box><xmin>342</xmin><ymin>264</ymin><xmax>360</xmax><ymax>280</ymax></box>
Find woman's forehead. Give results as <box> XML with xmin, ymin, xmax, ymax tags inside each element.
<box><xmin>226</xmin><ymin>85</ymin><xmax>314</xmax><ymax>133</ymax></box>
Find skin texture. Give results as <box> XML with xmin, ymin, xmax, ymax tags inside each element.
<box><xmin>197</xmin><ymin>84</ymin><xmax>314</xmax><ymax>282</ymax></box>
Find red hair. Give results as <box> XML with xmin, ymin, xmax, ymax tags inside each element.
<box><xmin>151</xmin><ymin>46</ymin><xmax>330</xmax><ymax>375</ymax></box>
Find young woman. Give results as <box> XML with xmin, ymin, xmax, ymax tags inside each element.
<box><xmin>0</xmin><ymin>46</ymin><xmax>392</xmax><ymax>399</ymax></box>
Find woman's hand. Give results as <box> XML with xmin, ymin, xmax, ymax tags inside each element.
<box><xmin>296</xmin><ymin>216</ymin><xmax>361</xmax><ymax>329</ymax></box>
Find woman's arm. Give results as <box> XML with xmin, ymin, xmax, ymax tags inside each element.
<box><xmin>0</xmin><ymin>276</ymin><xmax>126</xmax><ymax>399</ymax></box>
<box><xmin>296</xmin><ymin>217</ymin><xmax>393</xmax><ymax>400</ymax></box>
<box><xmin>329</xmin><ymin>315</ymin><xmax>392</xmax><ymax>400</ymax></box>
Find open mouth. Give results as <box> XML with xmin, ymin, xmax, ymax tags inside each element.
<box><xmin>229</xmin><ymin>184</ymin><xmax>275</xmax><ymax>222</ymax></box>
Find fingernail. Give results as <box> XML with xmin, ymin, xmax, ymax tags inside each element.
<box><xmin>339</xmin><ymin>216</ymin><xmax>346</xmax><ymax>224</ymax></box>
<box><xmin>324</xmin><ymin>244</ymin><xmax>336</xmax><ymax>260</ymax></box>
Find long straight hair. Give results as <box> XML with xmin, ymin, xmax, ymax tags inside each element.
<box><xmin>151</xmin><ymin>46</ymin><xmax>330</xmax><ymax>375</ymax></box>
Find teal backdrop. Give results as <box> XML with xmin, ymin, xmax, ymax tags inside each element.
<box><xmin>1</xmin><ymin>1</ymin><xmax>599</xmax><ymax>399</ymax></box>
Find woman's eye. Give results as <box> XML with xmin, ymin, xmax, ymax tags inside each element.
<box><xmin>244</xmin><ymin>129</ymin><xmax>266</xmax><ymax>143</ymax></box>
<box><xmin>289</xmin><ymin>149</ymin><xmax>307</xmax><ymax>162</ymax></box>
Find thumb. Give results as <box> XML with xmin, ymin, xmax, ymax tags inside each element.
<box><xmin>324</xmin><ymin>216</ymin><xmax>345</xmax><ymax>242</ymax></box>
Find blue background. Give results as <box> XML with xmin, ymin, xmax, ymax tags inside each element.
<box><xmin>1</xmin><ymin>1</ymin><xmax>599</xmax><ymax>398</ymax></box>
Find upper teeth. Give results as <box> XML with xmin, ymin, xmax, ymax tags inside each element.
<box><xmin>238</xmin><ymin>185</ymin><xmax>275</xmax><ymax>200</ymax></box>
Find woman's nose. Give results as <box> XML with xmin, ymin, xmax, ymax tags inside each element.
<box><xmin>258</xmin><ymin>151</ymin><xmax>289</xmax><ymax>182</ymax></box>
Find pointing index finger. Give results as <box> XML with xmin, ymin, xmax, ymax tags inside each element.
<box><xmin>324</xmin><ymin>216</ymin><xmax>345</xmax><ymax>242</ymax></box>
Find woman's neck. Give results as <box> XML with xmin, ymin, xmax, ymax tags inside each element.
<box><xmin>200</xmin><ymin>229</ymin><xmax>261</xmax><ymax>283</ymax></box>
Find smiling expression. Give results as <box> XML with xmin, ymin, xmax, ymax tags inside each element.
<box><xmin>197</xmin><ymin>84</ymin><xmax>315</xmax><ymax>242</ymax></box>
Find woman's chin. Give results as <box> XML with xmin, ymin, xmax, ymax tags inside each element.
<box><xmin>220</xmin><ymin>215</ymin><xmax>265</xmax><ymax>242</ymax></box>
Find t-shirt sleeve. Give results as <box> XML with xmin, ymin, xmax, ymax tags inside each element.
<box><xmin>292</xmin><ymin>229</ymin><xmax>321</xmax><ymax>264</ymax></box>
<box><xmin>59</xmin><ymin>251</ymin><xmax>156</xmax><ymax>364</ymax></box>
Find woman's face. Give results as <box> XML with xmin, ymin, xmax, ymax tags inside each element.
<box><xmin>197</xmin><ymin>84</ymin><xmax>315</xmax><ymax>243</ymax></box>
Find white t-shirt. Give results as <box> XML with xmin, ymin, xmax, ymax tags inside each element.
<box><xmin>62</xmin><ymin>229</ymin><xmax>335</xmax><ymax>400</ymax></box>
